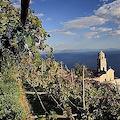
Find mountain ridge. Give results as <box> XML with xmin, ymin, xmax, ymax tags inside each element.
<box><xmin>54</xmin><ymin>48</ymin><xmax>120</xmax><ymax>53</ymax></box>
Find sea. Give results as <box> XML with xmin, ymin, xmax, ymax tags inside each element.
<box><xmin>52</xmin><ymin>50</ymin><xmax>120</xmax><ymax>78</ymax></box>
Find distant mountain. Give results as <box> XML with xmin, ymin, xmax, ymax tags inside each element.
<box><xmin>54</xmin><ymin>48</ymin><xmax>120</xmax><ymax>53</ymax></box>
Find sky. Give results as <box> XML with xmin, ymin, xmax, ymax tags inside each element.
<box><xmin>12</xmin><ymin>0</ymin><xmax>120</xmax><ymax>51</ymax></box>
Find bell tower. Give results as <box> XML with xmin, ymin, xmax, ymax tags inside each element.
<box><xmin>97</xmin><ymin>51</ymin><xmax>107</xmax><ymax>72</ymax></box>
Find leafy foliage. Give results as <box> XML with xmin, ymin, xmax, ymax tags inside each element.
<box><xmin>0</xmin><ymin>0</ymin><xmax>120</xmax><ymax>120</ymax></box>
<box><xmin>0</xmin><ymin>78</ymin><xmax>27</xmax><ymax>119</ymax></box>
<box><xmin>84</xmin><ymin>81</ymin><xmax>120</xmax><ymax>120</ymax></box>
<box><xmin>74</xmin><ymin>63</ymin><xmax>88</xmax><ymax>78</ymax></box>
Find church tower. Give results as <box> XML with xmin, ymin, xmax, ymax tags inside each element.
<box><xmin>97</xmin><ymin>51</ymin><xmax>107</xmax><ymax>72</ymax></box>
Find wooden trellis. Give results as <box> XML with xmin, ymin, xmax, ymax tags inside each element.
<box><xmin>25</xmin><ymin>87</ymin><xmax>80</xmax><ymax>120</ymax></box>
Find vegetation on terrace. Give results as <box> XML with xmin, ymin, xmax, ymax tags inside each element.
<box><xmin>0</xmin><ymin>0</ymin><xmax>120</xmax><ymax>119</ymax></box>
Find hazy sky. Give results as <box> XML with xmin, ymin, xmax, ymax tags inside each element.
<box><xmin>13</xmin><ymin>0</ymin><xmax>120</xmax><ymax>51</ymax></box>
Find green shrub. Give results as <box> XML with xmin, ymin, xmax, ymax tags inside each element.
<box><xmin>0</xmin><ymin>78</ymin><xmax>27</xmax><ymax>120</ymax></box>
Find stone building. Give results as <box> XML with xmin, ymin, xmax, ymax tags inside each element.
<box><xmin>95</xmin><ymin>68</ymin><xmax>114</xmax><ymax>83</ymax></box>
<box><xmin>94</xmin><ymin>51</ymin><xmax>115</xmax><ymax>83</ymax></box>
<box><xmin>87</xmin><ymin>51</ymin><xmax>120</xmax><ymax>91</ymax></box>
<box><xmin>97</xmin><ymin>51</ymin><xmax>107</xmax><ymax>72</ymax></box>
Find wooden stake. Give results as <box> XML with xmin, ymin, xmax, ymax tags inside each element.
<box><xmin>83</xmin><ymin>65</ymin><xmax>85</xmax><ymax>110</ymax></box>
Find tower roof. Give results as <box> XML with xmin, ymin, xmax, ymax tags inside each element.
<box><xmin>98</xmin><ymin>51</ymin><xmax>105</xmax><ymax>57</ymax></box>
<box><xmin>99</xmin><ymin>51</ymin><xmax>104</xmax><ymax>55</ymax></box>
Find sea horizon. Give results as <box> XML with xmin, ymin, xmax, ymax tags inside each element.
<box><xmin>51</xmin><ymin>50</ymin><xmax>120</xmax><ymax>78</ymax></box>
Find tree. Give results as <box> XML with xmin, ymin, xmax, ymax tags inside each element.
<box><xmin>74</xmin><ymin>63</ymin><xmax>88</xmax><ymax>78</ymax></box>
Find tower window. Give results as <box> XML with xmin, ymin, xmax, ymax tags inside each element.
<box><xmin>103</xmin><ymin>67</ymin><xmax>105</xmax><ymax>71</ymax></box>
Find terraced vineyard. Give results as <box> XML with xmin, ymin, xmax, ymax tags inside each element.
<box><xmin>0</xmin><ymin>0</ymin><xmax>120</xmax><ymax>119</ymax></box>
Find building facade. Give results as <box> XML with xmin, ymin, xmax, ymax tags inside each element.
<box><xmin>97</xmin><ymin>51</ymin><xmax>107</xmax><ymax>72</ymax></box>
<box><xmin>94</xmin><ymin>51</ymin><xmax>115</xmax><ymax>83</ymax></box>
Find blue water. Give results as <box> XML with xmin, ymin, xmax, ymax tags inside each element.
<box><xmin>53</xmin><ymin>51</ymin><xmax>120</xmax><ymax>77</ymax></box>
